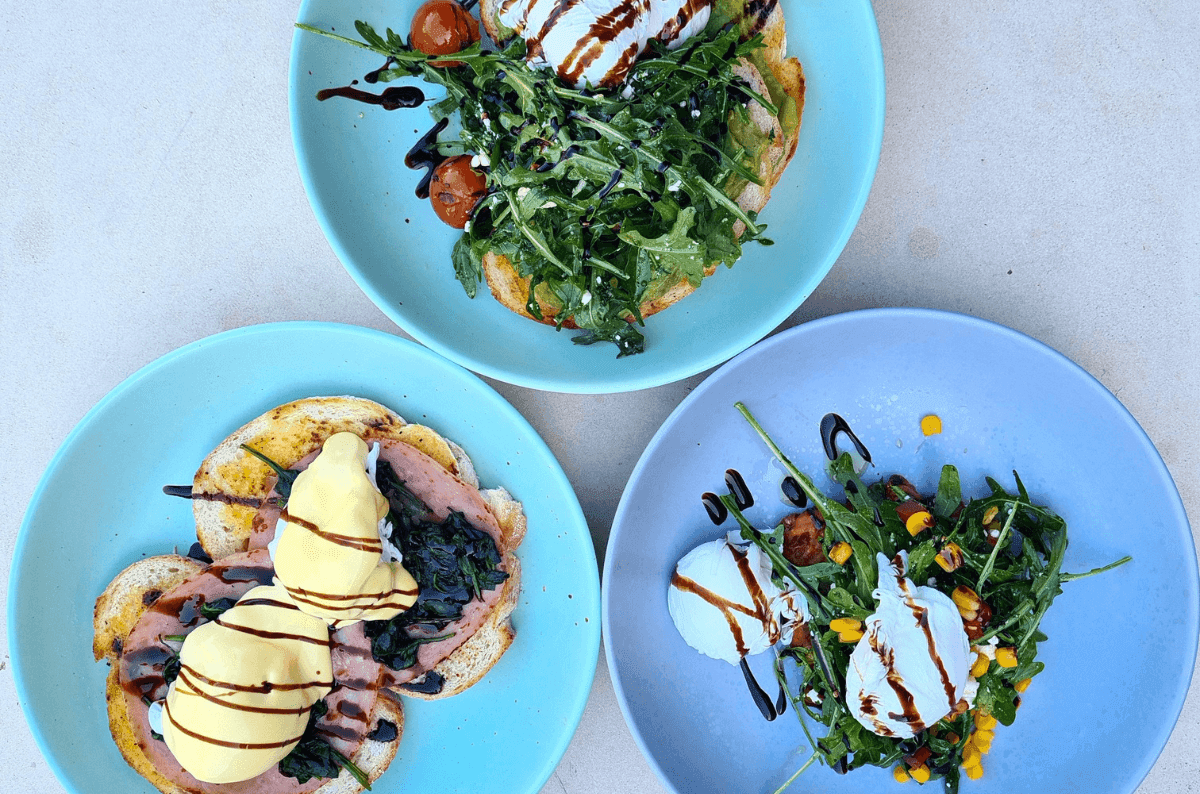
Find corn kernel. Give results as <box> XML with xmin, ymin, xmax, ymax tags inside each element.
<box><xmin>971</xmin><ymin>730</ymin><xmax>995</xmax><ymax>754</ymax></box>
<box><xmin>974</xmin><ymin>711</ymin><xmax>997</xmax><ymax>730</ymax></box>
<box><xmin>830</xmin><ymin>617</ymin><xmax>862</xmax><ymax>633</ymax></box>
<box><xmin>995</xmin><ymin>647</ymin><xmax>1018</xmax><ymax>668</ymax></box>
<box><xmin>906</xmin><ymin>510</ymin><xmax>934</xmax><ymax>536</ymax></box>
<box><xmin>838</xmin><ymin>628</ymin><xmax>864</xmax><ymax>643</ymax></box>
<box><xmin>829</xmin><ymin>542</ymin><xmax>853</xmax><ymax>565</ymax></box>
<box><xmin>952</xmin><ymin>586</ymin><xmax>981</xmax><ymax>615</ymax></box>
<box><xmin>921</xmin><ymin>415</ymin><xmax>942</xmax><ymax>436</ymax></box>
<box><xmin>964</xmin><ymin>762</ymin><xmax>984</xmax><ymax>780</ymax></box>
<box><xmin>962</xmin><ymin>742</ymin><xmax>981</xmax><ymax>768</ymax></box>
<box><xmin>893</xmin><ymin>765</ymin><xmax>911</xmax><ymax>783</ymax></box>
<box><xmin>934</xmin><ymin>542</ymin><xmax>964</xmax><ymax>572</ymax></box>
<box><xmin>982</xmin><ymin>506</ymin><xmax>999</xmax><ymax>525</ymax></box>
<box><xmin>911</xmin><ymin>764</ymin><xmax>931</xmax><ymax>784</ymax></box>
<box><xmin>1014</xmin><ymin>677</ymin><xmax>1032</xmax><ymax>693</ymax></box>
<box><xmin>970</xmin><ymin>654</ymin><xmax>990</xmax><ymax>678</ymax></box>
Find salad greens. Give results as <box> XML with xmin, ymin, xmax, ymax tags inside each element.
<box><xmin>725</xmin><ymin>403</ymin><xmax>1130</xmax><ymax>792</ymax></box>
<box><xmin>297</xmin><ymin>20</ymin><xmax>788</xmax><ymax>355</ymax></box>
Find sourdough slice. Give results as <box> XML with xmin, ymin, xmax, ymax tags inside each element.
<box><xmin>94</xmin><ymin>555</ymin><xmax>403</xmax><ymax>794</ymax></box>
<box><xmin>94</xmin><ymin>554</ymin><xmax>206</xmax><ymax>664</ymax></box>
<box><xmin>476</xmin><ymin>0</ymin><xmax>806</xmax><ymax>327</ymax></box>
<box><xmin>192</xmin><ymin>396</ymin><xmax>526</xmax><ymax>702</ymax></box>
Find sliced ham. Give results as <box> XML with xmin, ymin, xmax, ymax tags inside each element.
<box><xmin>248</xmin><ymin>437</ymin><xmax>512</xmax><ymax>687</ymax></box>
<box><xmin>116</xmin><ymin>550</ymin><xmax>384</xmax><ymax>794</ymax></box>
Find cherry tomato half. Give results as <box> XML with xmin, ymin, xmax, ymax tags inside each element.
<box><xmin>429</xmin><ymin>155</ymin><xmax>488</xmax><ymax>229</ymax></box>
<box><xmin>410</xmin><ymin>0</ymin><xmax>479</xmax><ymax>67</ymax></box>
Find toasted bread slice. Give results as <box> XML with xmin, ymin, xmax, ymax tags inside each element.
<box><xmin>475</xmin><ymin>0</ymin><xmax>805</xmax><ymax>328</ymax></box>
<box><xmin>94</xmin><ymin>554</ymin><xmax>205</xmax><ymax>664</ymax></box>
<box><xmin>95</xmin><ymin>554</ymin><xmax>404</xmax><ymax>794</ymax></box>
<box><xmin>191</xmin><ymin>396</ymin><xmax>526</xmax><ymax>701</ymax></box>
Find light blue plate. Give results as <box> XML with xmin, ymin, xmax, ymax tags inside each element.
<box><xmin>289</xmin><ymin>0</ymin><xmax>884</xmax><ymax>393</ymax></box>
<box><xmin>10</xmin><ymin>322</ymin><xmax>600</xmax><ymax>794</ymax></box>
<box><xmin>604</xmin><ymin>308</ymin><xmax>1198</xmax><ymax>794</ymax></box>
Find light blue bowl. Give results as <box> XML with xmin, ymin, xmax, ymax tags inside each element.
<box><xmin>289</xmin><ymin>0</ymin><xmax>884</xmax><ymax>392</ymax></box>
<box><xmin>604</xmin><ymin>308</ymin><xmax>1198</xmax><ymax>794</ymax></box>
<box><xmin>10</xmin><ymin>322</ymin><xmax>600</xmax><ymax>794</ymax></box>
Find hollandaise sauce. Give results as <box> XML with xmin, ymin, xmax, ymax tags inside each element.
<box><xmin>274</xmin><ymin>433</ymin><xmax>419</xmax><ymax>626</ymax></box>
<box><xmin>161</xmin><ymin>584</ymin><xmax>333</xmax><ymax>784</ymax></box>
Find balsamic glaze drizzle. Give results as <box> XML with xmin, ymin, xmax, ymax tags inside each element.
<box><xmin>725</xmin><ymin>469</ymin><xmax>753</xmax><ymax>510</ymax></box>
<box><xmin>819</xmin><ymin>413</ymin><xmax>873</xmax><ymax>465</ymax></box>
<box><xmin>701</xmin><ymin>492</ymin><xmax>728</xmax><ymax>525</ymax></box>
<box><xmin>316</xmin><ymin>84</ymin><xmax>426</xmax><ymax>111</ymax></box>
<box><xmin>781</xmin><ymin>476</ymin><xmax>807</xmax><ymax>508</ymax></box>
<box><xmin>739</xmin><ymin>657</ymin><xmax>777</xmax><ymax>721</ymax></box>
<box><xmin>397</xmin><ymin>670</ymin><xmax>446</xmax><ymax>696</ymax></box>
<box><xmin>405</xmin><ymin>117</ymin><xmax>450</xmax><ymax>199</ymax></box>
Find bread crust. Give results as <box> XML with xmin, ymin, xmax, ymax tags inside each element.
<box><xmin>94</xmin><ymin>554</ymin><xmax>404</xmax><ymax>794</ymax></box>
<box><xmin>475</xmin><ymin>0</ymin><xmax>806</xmax><ymax>327</ymax></box>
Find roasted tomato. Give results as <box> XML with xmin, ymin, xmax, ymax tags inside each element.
<box><xmin>410</xmin><ymin>0</ymin><xmax>479</xmax><ymax>67</ymax></box>
<box><xmin>429</xmin><ymin>155</ymin><xmax>487</xmax><ymax>228</ymax></box>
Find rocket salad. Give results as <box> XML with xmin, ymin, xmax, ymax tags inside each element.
<box><xmin>716</xmin><ymin>404</ymin><xmax>1130</xmax><ymax>792</ymax></box>
<box><xmin>298</xmin><ymin>13</ymin><xmax>795</xmax><ymax>356</ymax></box>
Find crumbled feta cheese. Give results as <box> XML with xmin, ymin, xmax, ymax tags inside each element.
<box><xmin>691</xmin><ymin>109</ymin><xmax>700</xmax><ymax>118</ymax></box>
<box><xmin>517</xmin><ymin>186</ymin><xmax>530</xmax><ymax>198</ymax></box>
<box><xmin>621</xmin><ymin>84</ymin><xmax>635</xmax><ymax>99</ymax></box>
<box><xmin>541</xmin><ymin>200</ymin><xmax>557</xmax><ymax>209</ymax></box>
<box><xmin>667</xmin><ymin>180</ymin><xmax>682</xmax><ymax>192</ymax></box>
<box><xmin>581</xmin><ymin>291</ymin><xmax>592</xmax><ymax>305</ymax></box>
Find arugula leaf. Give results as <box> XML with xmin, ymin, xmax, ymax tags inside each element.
<box><xmin>933</xmin><ymin>465</ymin><xmax>962</xmax><ymax>519</ymax></box>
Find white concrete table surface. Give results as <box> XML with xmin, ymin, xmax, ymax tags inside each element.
<box><xmin>2</xmin><ymin>0</ymin><xmax>1197</xmax><ymax>792</ymax></box>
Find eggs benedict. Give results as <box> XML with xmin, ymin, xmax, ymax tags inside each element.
<box><xmin>94</xmin><ymin>396</ymin><xmax>527</xmax><ymax>793</ymax></box>
<box><xmin>272</xmin><ymin>433</ymin><xmax>419</xmax><ymax>627</ymax></box>
<box><xmin>160</xmin><ymin>584</ymin><xmax>333</xmax><ymax>783</ymax></box>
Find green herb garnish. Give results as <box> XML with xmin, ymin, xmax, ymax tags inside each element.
<box><xmin>296</xmin><ymin>20</ymin><xmax>786</xmax><ymax>355</ymax></box>
<box><xmin>730</xmin><ymin>402</ymin><xmax>1130</xmax><ymax>791</ymax></box>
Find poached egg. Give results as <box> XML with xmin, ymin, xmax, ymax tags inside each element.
<box><xmin>844</xmin><ymin>551</ymin><xmax>972</xmax><ymax>738</ymax></box>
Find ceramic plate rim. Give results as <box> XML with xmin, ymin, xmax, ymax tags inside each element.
<box><xmin>10</xmin><ymin>321</ymin><xmax>601</xmax><ymax>794</ymax></box>
<box><xmin>287</xmin><ymin>0</ymin><xmax>886</xmax><ymax>394</ymax></box>
<box><xmin>602</xmin><ymin>306</ymin><xmax>1198</xmax><ymax>794</ymax></box>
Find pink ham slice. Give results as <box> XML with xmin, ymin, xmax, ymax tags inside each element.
<box><xmin>117</xmin><ymin>549</ymin><xmax>386</xmax><ymax>794</ymax></box>
<box><xmin>247</xmin><ymin>437</ymin><xmax>511</xmax><ymax>688</ymax></box>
